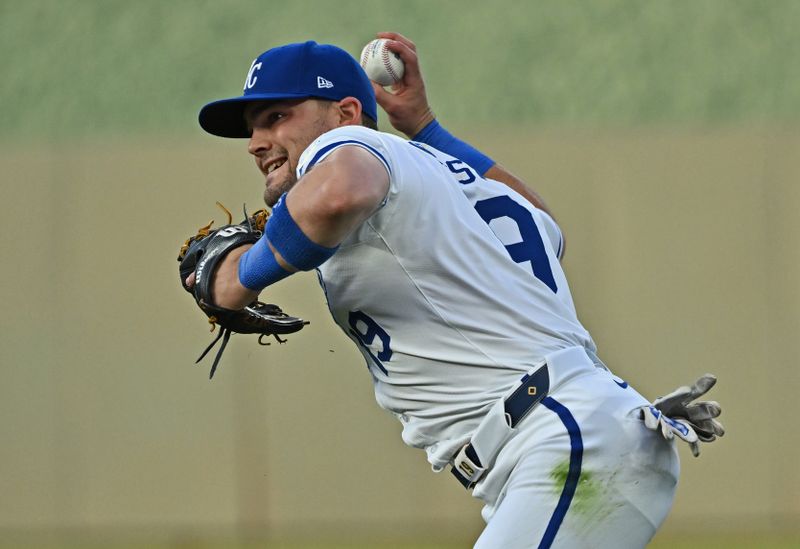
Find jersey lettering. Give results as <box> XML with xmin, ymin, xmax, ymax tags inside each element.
<box><xmin>410</xmin><ymin>142</ymin><xmax>558</xmax><ymax>293</ymax></box>
<box><xmin>348</xmin><ymin>310</ymin><xmax>392</xmax><ymax>375</ymax></box>
<box><xmin>445</xmin><ymin>159</ymin><xmax>477</xmax><ymax>184</ymax></box>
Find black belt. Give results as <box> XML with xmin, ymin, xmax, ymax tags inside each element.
<box><xmin>451</xmin><ymin>365</ymin><xmax>551</xmax><ymax>489</ymax></box>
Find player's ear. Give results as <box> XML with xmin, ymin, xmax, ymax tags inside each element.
<box><xmin>335</xmin><ymin>97</ymin><xmax>363</xmax><ymax>127</ymax></box>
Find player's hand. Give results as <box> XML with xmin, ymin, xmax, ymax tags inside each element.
<box><xmin>642</xmin><ymin>374</ymin><xmax>724</xmax><ymax>457</ymax></box>
<box><xmin>372</xmin><ymin>32</ymin><xmax>435</xmax><ymax>138</ymax></box>
<box><xmin>209</xmin><ymin>244</ymin><xmax>256</xmax><ymax>310</ymax></box>
<box><xmin>183</xmin><ymin>244</ymin><xmax>255</xmax><ymax>310</ymax></box>
<box><xmin>641</xmin><ymin>405</ymin><xmax>701</xmax><ymax>456</ymax></box>
<box><xmin>652</xmin><ymin>373</ymin><xmax>725</xmax><ymax>443</ymax></box>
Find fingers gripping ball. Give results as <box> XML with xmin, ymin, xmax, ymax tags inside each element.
<box><xmin>360</xmin><ymin>39</ymin><xmax>404</xmax><ymax>86</ymax></box>
<box><xmin>177</xmin><ymin>204</ymin><xmax>308</xmax><ymax>379</ymax></box>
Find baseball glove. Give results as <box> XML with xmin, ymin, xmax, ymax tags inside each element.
<box><xmin>178</xmin><ymin>203</ymin><xmax>308</xmax><ymax>378</ymax></box>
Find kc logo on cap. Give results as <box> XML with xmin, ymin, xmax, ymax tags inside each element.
<box><xmin>244</xmin><ymin>60</ymin><xmax>262</xmax><ymax>91</ymax></box>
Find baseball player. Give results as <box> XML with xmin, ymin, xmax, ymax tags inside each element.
<box><xmin>184</xmin><ymin>34</ymin><xmax>722</xmax><ymax>548</ymax></box>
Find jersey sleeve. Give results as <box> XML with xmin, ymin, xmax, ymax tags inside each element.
<box><xmin>297</xmin><ymin>126</ymin><xmax>393</xmax><ymax>181</ymax></box>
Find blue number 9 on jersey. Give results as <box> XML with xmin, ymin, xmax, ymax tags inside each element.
<box><xmin>348</xmin><ymin>310</ymin><xmax>392</xmax><ymax>375</ymax></box>
<box><xmin>474</xmin><ymin>195</ymin><xmax>558</xmax><ymax>293</ymax></box>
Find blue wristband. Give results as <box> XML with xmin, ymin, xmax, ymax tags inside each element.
<box><xmin>237</xmin><ymin>196</ymin><xmax>339</xmax><ymax>291</ymax></box>
<box><xmin>238</xmin><ymin>237</ymin><xmax>291</xmax><ymax>291</ymax></box>
<box><xmin>266</xmin><ymin>196</ymin><xmax>339</xmax><ymax>271</ymax></box>
<box><xmin>412</xmin><ymin>119</ymin><xmax>495</xmax><ymax>176</ymax></box>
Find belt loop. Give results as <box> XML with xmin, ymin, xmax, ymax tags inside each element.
<box><xmin>503</xmin><ymin>366</ymin><xmax>550</xmax><ymax>428</ymax></box>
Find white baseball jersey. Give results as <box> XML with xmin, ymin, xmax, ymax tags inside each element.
<box><xmin>296</xmin><ymin>126</ymin><xmax>597</xmax><ymax>469</ymax></box>
<box><xmin>295</xmin><ymin>126</ymin><xmax>680</xmax><ymax>548</ymax></box>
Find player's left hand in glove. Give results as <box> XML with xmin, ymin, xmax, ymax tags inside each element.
<box><xmin>177</xmin><ymin>205</ymin><xmax>308</xmax><ymax>379</ymax></box>
<box><xmin>641</xmin><ymin>373</ymin><xmax>725</xmax><ymax>457</ymax></box>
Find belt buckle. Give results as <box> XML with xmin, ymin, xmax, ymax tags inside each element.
<box><xmin>450</xmin><ymin>443</ymin><xmax>484</xmax><ymax>489</ymax></box>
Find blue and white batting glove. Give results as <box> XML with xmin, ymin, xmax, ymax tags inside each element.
<box><xmin>641</xmin><ymin>405</ymin><xmax>701</xmax><ymax>456</ymax></box>
<box><xmin>651</xmin><ymin>373</ymin><xmax>725</xmax><ymax>444</ymax></box>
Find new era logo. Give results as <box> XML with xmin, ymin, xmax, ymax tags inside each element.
<box><xmin>317</xmin><ymin>76</ymin><xmax>334</xmax><ymax>89</ymax></box>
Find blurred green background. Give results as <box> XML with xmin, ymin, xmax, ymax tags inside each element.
<box><xmin>1</xmin><ymin>1</ymin><xmax>798</xmax><ymax>548</ymax></box>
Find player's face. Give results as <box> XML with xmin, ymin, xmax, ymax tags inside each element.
<box><xmin>245</xmin><ymin>99</ymin><xmax>338</xmax><ymax>207</ymax></box>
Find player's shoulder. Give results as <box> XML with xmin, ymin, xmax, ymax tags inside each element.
<box><xmin>297</xmin><ymin>126</ymin><xmax>400</xmax><ymax>179</ymax></box>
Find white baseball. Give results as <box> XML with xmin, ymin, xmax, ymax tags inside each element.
<box><xmin>359</xmin><ymin>39</ymin><xmax>405</xmax><ymax>86</ymax></box>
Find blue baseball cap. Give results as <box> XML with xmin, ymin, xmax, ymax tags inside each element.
<box><xmin>199</xmin><ymin>41</ymin><xmax>378</xmax><ymax>138</ymax></box>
